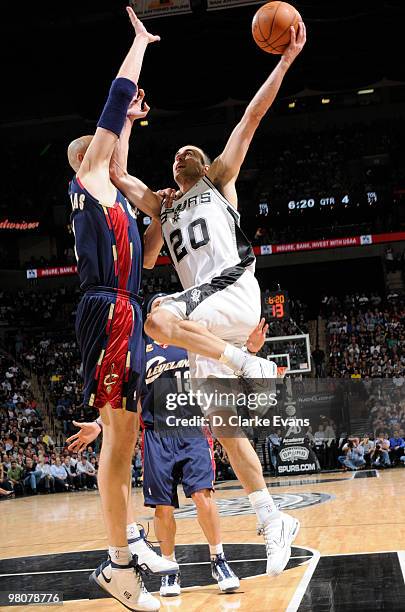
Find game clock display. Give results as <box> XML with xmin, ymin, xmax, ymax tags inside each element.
<box><xmin>264</xmin><ymin>290</ymin><xmax>289</xmax><ymax>319</ymax></box>
<box><xmin>287</xmin><ymin>191</ymin><xmax>378</xmax><ymax>211</ymax></box>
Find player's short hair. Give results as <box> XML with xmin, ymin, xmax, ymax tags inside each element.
<box><xmin>198</xmin><ymin>148</ymin><xmax>211</xmax><ymax>166</ymax></box>
<box><xmin>67</xmin><ymin>135</ymin><xmax>93</xmax><ymax>171</ymax></box>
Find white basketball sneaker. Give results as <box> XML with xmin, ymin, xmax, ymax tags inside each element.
<box><xmin>160</xmin><ymin>573</ymin><xmax>181</xmax><ymax>597</ymax></box>
<box><xmin>211</xmin><ymin>553</ymin><xmax>240</xmax><ymax>592</ymax></box>
<box><xmin>129</xmin><ymin>528</ymin><xmax>179</xmax><ymax>576</ymax></box>
<box><xmin>260</xmin><ymin>512</ymin><xmax>300</xmax><ymax>576</ymax></box>
<box><xmin>90</xmin><ymin>557</ymin><xmax>160</xmax><ymax>611</ymax></box>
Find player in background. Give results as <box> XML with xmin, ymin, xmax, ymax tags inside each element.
<box><xmin>140</xmin><ymin>294</ymin><xmax>262</xmax><ymax>597</ymax></box>
<box><xmin>109</xmin><ymin>22</ymin><xmax>306</xmax><ymax>577</ymax></box>
<box><xmin>68</xmin><ymin>298</ymin><xmax>270</xmax><ymax>598</ymax></box>
<box><xmin>66</xmin><ymin>8</ymin><xmax>172</xmax><ymax>611</ymax></box>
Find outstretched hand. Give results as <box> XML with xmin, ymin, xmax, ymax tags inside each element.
<box><xmin>126</xmin><ymin>6</ymin><xmax>160</xmax><ymax>43</ymax></box>
<box><xmin>157</xmin><ymin>187</ymin><xmax>178</xmax><ymax>209</ymax></box>
<box><xmin>66</xmin><ymin>420</ymin><xmax>101</xmax><ymax>453</ymax></box>
<box><xmin>282</xmin><ymin>21</ymin><xmax>306</xmax><ymax>66</ymax></box>
<box><xmin>246</xmin><ymin>318</ymin><xmax>269</xmax><ymax>354</ymax></box>
<box><xmin>127</xmin><ymin>89</ymin><xmax>150</xmax><ymax>122</ymax></box>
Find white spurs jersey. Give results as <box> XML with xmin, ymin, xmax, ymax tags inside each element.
<box><xmin>160</xmin><ymin>176</ymin><xmax>256</xmax><ymax>289</ymax></box>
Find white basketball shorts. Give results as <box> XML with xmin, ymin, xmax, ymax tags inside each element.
<box><xmin>157</xmin><ymin>267</ymin><xmax>261</xmax><ymax>378</ymax></box>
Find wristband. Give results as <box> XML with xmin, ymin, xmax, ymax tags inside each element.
<box><xmin>95</xmin><ymin>416</ymin><xmax>103</xmax><ymax>428</ymax></box>
<box><xmin>97</xmin><ymin>77</ymin><xmax>137</xmax><ymax>137</ymax></box>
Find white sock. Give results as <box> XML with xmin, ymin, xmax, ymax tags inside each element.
<box><xmin>248</xmin><ymin>489</ymin><xmax>279</xmax><ymax>525</ymax></box>
<box><xmin>219</xmin><ymin>344</ymin><xmax>247</xmax><ymax>373</ymax></box>
<box><xmin>126</xmin><ymin>522</ymin><xmax>141</xmax><ymax>540</ymax></box>
<box><xmin>109</xmin><ymin>545</ymin><xmax>130</xmax><ymax>566</ymax></box>
<box><xmin>209</xmin><ymin>543</ymin><xmax>224</xmax><ymax>557</ymax></box>
<box><xmin>163</xmin><ymin>552</ymin><xmax>176</xmax><ymax>562</ymax></box>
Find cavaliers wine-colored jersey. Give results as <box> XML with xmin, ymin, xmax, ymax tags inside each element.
<box><xmin>69</xmin><ymin>175</ymin><xmax>142</xmax><ymax>294</ymax></box>
<box><xmin>70</xmin><ymin>176</ymin><xmax>144</xmax><ymax>411</ymax></box>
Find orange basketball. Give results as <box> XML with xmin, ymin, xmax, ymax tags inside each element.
<box><xmin>252</xmin><ymin>1</ymin><xmax>301</xmax><ymax>54</ymax></box>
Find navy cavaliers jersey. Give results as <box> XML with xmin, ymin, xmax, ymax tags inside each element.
<box><xmin>69</xmin><ymin>175</ymin><xmax>142</xmax><ymax>294</ymax></box>
<box><xmin>141</xmin><ymin>340</ymin><xmax>189</xmax><ymax>429</ymax></box>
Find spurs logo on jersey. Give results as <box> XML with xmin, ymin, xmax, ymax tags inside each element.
<box><xmin>146</xmin><ymin>355</ymin><xmax>190</xmax><ymax>385</ymax></box>
<box><xmin>160</xmin><ymin>176</ymin><xmax>255</xmax><ymax>290</ymax></box>
<box><xmin>190</xmin><ymin>288</ymin><xmax>201</xmax><ymax>303</ymax></box>
<box><xmin>160</xmin><ymin>190</ymin><xmax>212</xmax><ymax>224</ymax></box>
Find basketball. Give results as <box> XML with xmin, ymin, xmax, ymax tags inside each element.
<box><xmin>252</xmin><ymin>1</ymin><xmax>301</xmax><ymax>54</ymax></box>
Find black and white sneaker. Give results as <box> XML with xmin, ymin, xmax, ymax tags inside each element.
<box><xmin>211</xmin><ymin>553</ymin><xmax>240</xmax><ymax>592</ymax></box>
<box><xmin>129</xmin><ymin>527</ymin><xmax>179</xmax><ymax>576</ymax></box>
<box><xmin>160</xmin><ymin>573</ymin><xmax>181</xmax><ymax>597</ymax></box>
<box><xmin>90</xmin><ymin>556</ymin><xmax>160</xmax><ymax>611</ymax></box>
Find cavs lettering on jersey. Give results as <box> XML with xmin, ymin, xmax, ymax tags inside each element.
<box><xmin>69</xmin><ymin>175</ymin><xmax>142</xmax><ymax>293</ymax></box>
<box><xmin>160</xmin><ymin>176</ymin><xmax>255</xmax><ymax>289</ymax></box>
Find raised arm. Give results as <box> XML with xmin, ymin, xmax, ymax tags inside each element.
<box><xmin>78</xmin><ymin>8</ymin><xmax>160</xmax><ymax>179</ymax></box>
<box><xmin>112</xmin><ymin>89</ymin><xmax>150</xmax><ymax>174</ymax></box>
<box><xmin>208</xmin><ymin>22</ymin><xmax>306</xmax><ymax>207</ymax></box>
<box><xmin>110</xmin><ymin>92</ymin><xmax>163</xmax><ymax>218</ymax></box>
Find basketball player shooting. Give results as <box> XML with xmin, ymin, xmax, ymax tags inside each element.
<box><xmin>65</xmin><ymin>8</ymin><xmax>173</xmax><ymax>612</ymax></box>
<box><xmin>111</xmin><ymin>22</ymin><xmax>306</xmax><ymax>576</ymax></box>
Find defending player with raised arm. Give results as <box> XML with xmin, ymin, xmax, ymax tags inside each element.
<box><xmin>66</xmin><ymin>8</ymin><xmax>172</xmax><ymax>612</ymax></box>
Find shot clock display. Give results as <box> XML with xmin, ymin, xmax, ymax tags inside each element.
<box><xmin>264</xmin><ymin>290</ymin><xmax>289</xmax><ymax>320</ymax></box>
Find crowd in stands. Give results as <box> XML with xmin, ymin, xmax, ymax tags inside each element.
<box><xmin>0</xmin><ymin>353</ymin><xmax>98</xmax><ymax>499</ymax></box>
<box><xmin>0</xmin><ymin>287</ymin><xmax>79</xmax><ymax>332</ymax></box>
<box><xmin>317</xmin><ymin>289</ymin><xmax>405</xmax><ymax>469</ymax></box>
<box><xmin>324</xmin><ymin>290</ymin><xmax>405</xmax><ymax>378</ymax></box>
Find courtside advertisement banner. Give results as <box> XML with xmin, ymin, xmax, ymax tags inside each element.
<box><xmin>26</xmin><ymin>232</ymin><xmax>405</xmax><ymax>278</ymax></box>
<box><xmin>277</xmin><ymin>438</ymin><xmax>321</xmax><ymax>475</ymax></box>
<box><xmin>130</xmin><ymin>0</ymin><xmax>191</xmax><ymax>20</ymax></box>
<box><xmin>26</xmin><ymin>266</ymin><xmax>77</xmax><ymax>279</ymax></box>
<box><xmin>0</xmin><ymin>220</ymin><xmax>40</xmax><ymax>230</ymax></box>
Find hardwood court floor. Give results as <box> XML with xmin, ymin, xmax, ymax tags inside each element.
<box><xmin>1</xmin><ymin>470</ymin><xmax>404</xmax><ymax>611</ymax></box>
